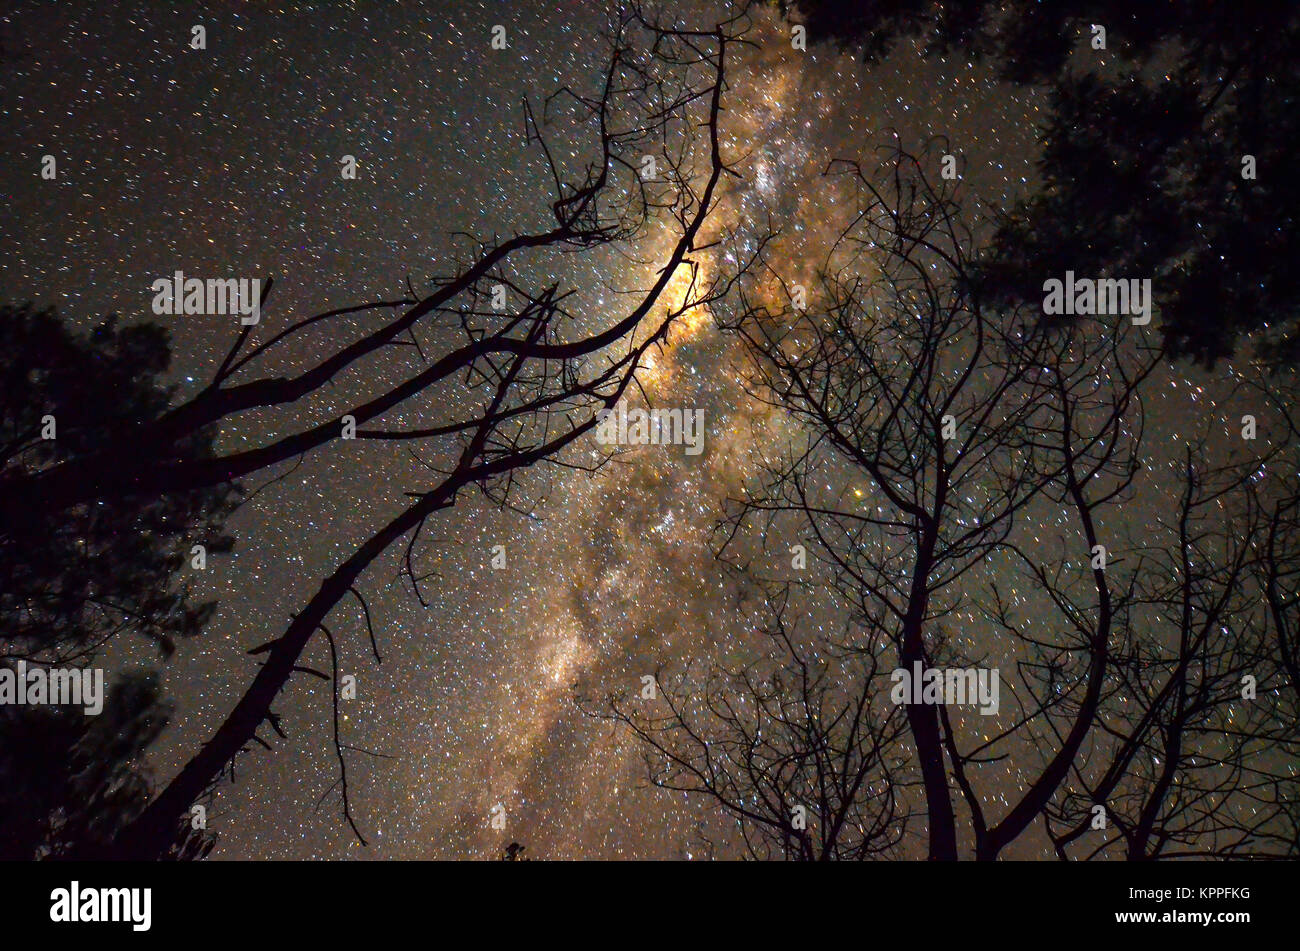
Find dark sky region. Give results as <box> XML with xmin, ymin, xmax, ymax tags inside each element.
<box><xmin>1</xmin><ymin>1</ymin><xmax>1271</xmax><ymax>858</ymax></box>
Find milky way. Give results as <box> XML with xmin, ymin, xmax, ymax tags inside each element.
<box><xmin>2</xmin><ymin>1</ymin><xmax>1282</xmax><ymax>859</ymax></box>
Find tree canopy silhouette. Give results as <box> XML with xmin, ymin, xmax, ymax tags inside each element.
<box><xmin>0</xmin><ymin>671</ymin><xmax>214</xmax><ymax>860</ymax></box>
<box><xmin>0</xmin><ymin>304</ymin><xmax>238</xmax><ymax>662</ymax></box>
<box><xmin>0</xmin><ymin>305</ymin><xmax>234</xmax><ymax>858</ymax></box>
<box><xmin>778</xmin><ymin>0</ymin><xmax>1300</xmax><ymax>366</ymax></box>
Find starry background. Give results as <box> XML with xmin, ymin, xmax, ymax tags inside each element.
<box><xmin>0</xmin><ymin>0</ymin><xmax>1266</xmax><ymax>858</ymax></box>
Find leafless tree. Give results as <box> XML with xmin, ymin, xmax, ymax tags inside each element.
<box><xmin>89</xmin><ymin>5</ymin><xmax>763</xmax><ymax>859</ymax></box>
<box><xmin>588</xmin><ymin>581</ymin><xmax>915</xmax><ymax>859</ymax></box>
<box><xmin>1040</xmin><ymin>386</ymin><xmax>1300</xmax><ymax>859</ymax></box>
<box><xmin>607</xmin><ymin>140</ymin><xmax>1300</xmax><ymax>861</ymax></box>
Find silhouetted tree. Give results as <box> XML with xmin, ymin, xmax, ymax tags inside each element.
<box><xmin>588</xmin><ymin>583</ymin><xmax>913</xmax><ymax>859</ymax></box>
<box><xmin>1040</xmin><ymin>442</ymin><xmax>1300</xmax><ymax>859</ymax></box>
<box><xmin>778</xmin><ymin>1</ymin><xmax>1300</xmax><ymax>366</ymax></box>
<box><xmin>0</xmin><ymin>670</ymin><xmax>215</xmax><ymax>860</ymax></box>
<box><xmin>110</xmin><ymin>5</ymin><xmax>760</xmax><ymax>859</ymax></box>
<box><xmin>612</xmin><ymin>140</ymin><xmax>1297</xmax><ymax>859</ymax></box>
<box><xmin>0</xmin><ymin>304</ymin><xmax>238</xmax><ymax>662</ymax></box>
<box><xmin>0</xmin><ymin>305</ymin><xmax>236</xmax><ymax>858</ymax></box>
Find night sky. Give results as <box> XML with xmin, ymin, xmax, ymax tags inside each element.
<box><xmin>2</xmin><ymin>1</ymin><xmax>1277</xmax><ymax>859</ymax></box>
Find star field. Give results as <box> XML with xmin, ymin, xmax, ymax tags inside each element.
<box><xmin>2</xmin><ymin>0</ymin><xmax>1288</xmax><ymax>859</ymax></box>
